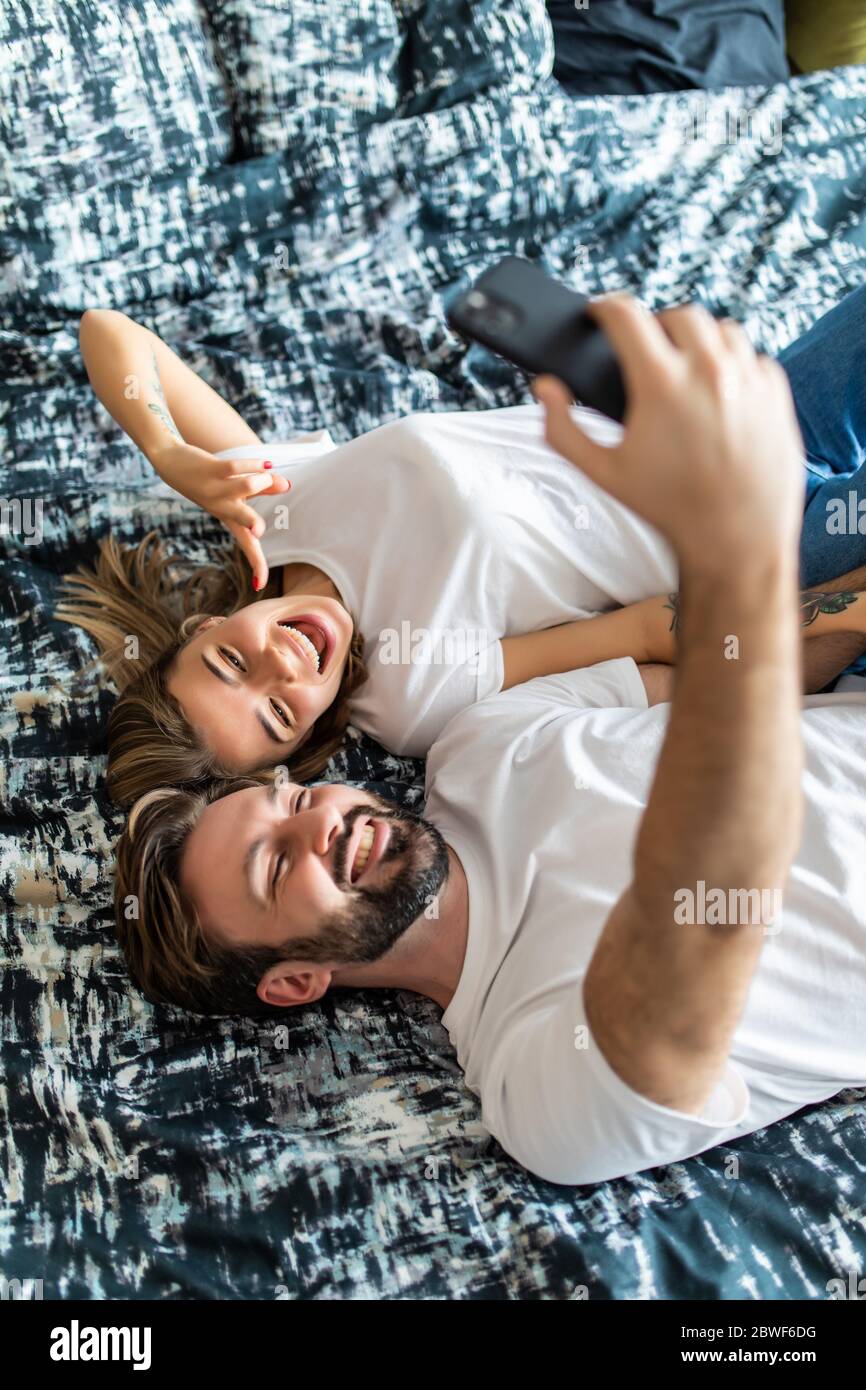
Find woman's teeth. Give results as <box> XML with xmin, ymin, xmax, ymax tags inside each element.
<box><xmin>281</xmin><ymin>623</ymin><xmax>320</xmax><ymax>671</ymax></box>
<box><xmin>352</xmin><ymin>824</ymin><xmax>375</xmax><ymax>881</ymax></box>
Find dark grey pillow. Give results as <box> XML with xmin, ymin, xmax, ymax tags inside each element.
<box><xmin>547</xmin><ymin>0</ymin><xmax>789</xmax><ymax>95</ymax></box>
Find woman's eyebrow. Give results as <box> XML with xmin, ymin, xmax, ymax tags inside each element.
<box><xmin>256</xmin><ymin>710</ymin><xmax>283</xmax><ymax>744</ymax></box>
<box><xmin>202</xmin><ymin>653</ymin><xmax>238</xmax><ymax>688</ymax></box>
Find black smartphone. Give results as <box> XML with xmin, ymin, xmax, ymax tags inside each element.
<box><xmin>446</xmin><ymin>255</ymin><xmax>627</xmax><ymax>422</ymax></box>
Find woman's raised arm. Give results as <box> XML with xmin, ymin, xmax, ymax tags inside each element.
<box><xmin>78</xmin><ymin>309</ymin><xmax>288</xmax><ymax>586</ymax></box>
<box><xmin>79</xmin><ymin>308</ymin><xmax>263</xmax><ymax>455</ymax></box>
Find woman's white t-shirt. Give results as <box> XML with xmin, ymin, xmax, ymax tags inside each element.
<box><xmin>216</xmin><ymin>403</ymin><xmax>677</xmax><ymax>757</ymax></box>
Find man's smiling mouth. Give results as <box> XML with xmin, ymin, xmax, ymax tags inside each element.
<box><xmin>353</xmin><ymin>824</ymin><xmax>374</xmax><ymax>879</ymax></box>
<box><xmin>348</xmin><ymin>818</ymin><xmax>390</xmax><ymax>884</ymax></box>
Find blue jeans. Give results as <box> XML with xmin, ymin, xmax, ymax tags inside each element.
<box><xmin>780</xmin><ymin>284</ymin><xmax>866</xmax><ymax>675</ymax></box>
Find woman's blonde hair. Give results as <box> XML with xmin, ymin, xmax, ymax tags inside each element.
<box><xmin>57</xmin><ymin>532</ymin><xmax>367</xmax><ymax>804</ymax></box>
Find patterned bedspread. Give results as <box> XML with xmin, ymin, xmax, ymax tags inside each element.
<box><xmin>2</xmin><ymin>0</ymin><xmax>865</xmax><ymax>1299</ymax></box>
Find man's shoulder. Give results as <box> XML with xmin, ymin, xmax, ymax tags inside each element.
<box><xmin>428</xmin><ymin>657</ymin><xmax>650</xmax><ymax>777</ymax></box>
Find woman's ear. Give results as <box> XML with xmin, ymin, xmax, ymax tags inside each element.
<box><xmin>178</xmin><ymin>613</ymin><xmax>226</xmax><ymax>643</ymax></box>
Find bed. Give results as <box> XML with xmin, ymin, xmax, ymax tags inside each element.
<box><xmin>2</xmin><ymin>0</ymin><xmax>865</xmax><ymax>1299</ymax></box>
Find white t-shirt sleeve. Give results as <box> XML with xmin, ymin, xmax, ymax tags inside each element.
<box><xmin>494</xmin><ymin>656</ymin><xmax>649</xmax><ymax>717</ymax></box>
<box><xmin>427</xmin><ymin>657</ymin><xmax>649</xmax><ymax>790</ymax></box>
<box><xmin>373</xmin><ymin>638</ymin><xmax>504</xmax><ymax>757</ymax></box>
<box><xmin>213</xmin><ymin>431</ymin><xmax>336</xmax><ymax>468</ymax></box>
<box><xmin>213</xmin><ymin>433</ymin><xmax>339</xmax><ymax>569</ymax></box>
<box><xmin>481</xmin><ymin>985</ymin><xmax>750</xmax><ymax>1186</ymax></box>
<box><xmin>146</xmin><ymin>432</ymin><xmax>337</xmax><ymax>515</ymax></box>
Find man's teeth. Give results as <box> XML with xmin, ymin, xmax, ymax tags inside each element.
<box><xmin>282</xmin><ymin>624</ymin><xmax>320</xmax><ymax>671</ymax></box>
<box><xmin>353</xmin><ymin>824</ymin><xmax>375</xmax><ymax>880</ymax></box>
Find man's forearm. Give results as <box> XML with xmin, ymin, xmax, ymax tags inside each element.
<box><xmin>585</xmin><ymin>551</ymin><xmax>803</xmax><ymax>1113</ymax></box>
<box><xmin>635</xmin><ymin>555</ymin><xmax>802</xmax><ymax>901</ymax></box>
<box><xmin>802</xmin><ymin>631</ymin><xmax>866</xmax><ymax>692</ymax></box>
<box><xmin>801</xmin><ymin>563</ymin><xmax>866</xmax><ymax>691</ymax></box>
<box><xmin>656</xmin><ymin>581</ymin><xmax>866</xmax><ymax>695</ymax></box>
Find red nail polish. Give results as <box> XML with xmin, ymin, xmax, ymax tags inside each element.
<box><xmin>263</xmin><ymin>461</ymin><xmax>272</xmax><ymax>469</ymax></box>
<box><xmin>253</xmin><ymin>576</ymin><xmax>260</xmax><ymax>590</ymax></box>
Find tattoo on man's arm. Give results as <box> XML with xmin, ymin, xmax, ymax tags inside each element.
<box><xmin>663</xmin><ymin>588</ymin><xmax>858</xmax><ymax>636</ymax></box>
<box><xmin>799</xmin><ymin>591</ymin><xmax>858</xmax><ymax>628</ymax></box>
<box><xmin>147</xmin><ymin>350</ymin><xmax>182</xmax><ymax>440</ymax></box>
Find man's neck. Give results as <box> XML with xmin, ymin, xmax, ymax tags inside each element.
<box><xmin>330</xmin><ymin>846</ymin><xmax>469</xmax><ymax>1011</ymax></box>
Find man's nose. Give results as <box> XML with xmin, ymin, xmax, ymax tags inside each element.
<box><xmin>283</xmin><ymin>801</ymin><xmax>343</xmax><ymax>859</ymax></box>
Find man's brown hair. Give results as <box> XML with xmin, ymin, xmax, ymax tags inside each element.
<box><xmin>114</xmin><ymin>779</ymin><xmax>302</xmax><ymax>1016</ymax></box>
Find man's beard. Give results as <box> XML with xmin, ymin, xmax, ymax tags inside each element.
<box><xmin>284</xmin><ymin>802</ymin><xmax>450</xmax><ymax>967</ymax></box>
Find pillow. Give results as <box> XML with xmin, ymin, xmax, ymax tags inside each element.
<box><xmin>396</xmin><ymin>0</ymin><xmax>553</xmax><ymax>118</ymax></box>
<box><xmin>546</xmin><ymin>0</ymin><xmax>789</xmax><ymax>96</ymax></box>
<box><xmin>199</xmin><ymin>0</ymin><xmax>405</xmax><ymax>158</ymax></box>
<box><xmin>202</xmin><ymin>0</ymin><xmax>552</xmax><ymax>156</ymax></box>
<box><xmin>0</xmin><ymin>0</ymin><xmax>232</xmax><ymax>204</ymax></box>
<box><xmin>786</xmin><ymin>0</ymin><xmax>866</xmax><ymax>72</ymax></box>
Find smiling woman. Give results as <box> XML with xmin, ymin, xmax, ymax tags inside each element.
<box><xmin>58</xmin><ymin>533</ymin><xmax>368</xmax><ymax>803</ymax></box>
<box><xmin>167</xmin><ymin>593</ymin><xmax>356</xmax><ymax>772</ymax></box>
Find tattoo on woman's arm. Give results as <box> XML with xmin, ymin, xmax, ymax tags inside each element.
<box><xmin>147</xmin><ymin>350</ymin><xmax>182</xmax><ymax>440</ymax></box>
<box><xmin>663</xmin><ymin>593</ymin><xmax>680</xmax><ymax>633</ymax></box>
<box><xmin>799</xmin><ymin>591</ymin><xmax>858</xmax><ymax>628</ymax></box>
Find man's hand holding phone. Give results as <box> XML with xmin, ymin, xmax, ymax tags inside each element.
<box><xmin>533</xmin><ymin>295</ymin><xmax>805</xmax><ymax>573</ymax></box>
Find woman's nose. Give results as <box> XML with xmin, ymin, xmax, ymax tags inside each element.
<box><xmin>263</xmin><ymin>639</ymin><xmax>303</xmax><ymax>683</ymax></box>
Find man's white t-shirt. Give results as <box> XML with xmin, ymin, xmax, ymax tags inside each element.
<box><xmin>215</xmin><ymin>404</ymin><xmax>676</xmax><ymax>756</ymax></box>
<box><xmin>423</xmin><ymin>658</ymin><xmax>866</xmax><ymax>1186</ymax></box>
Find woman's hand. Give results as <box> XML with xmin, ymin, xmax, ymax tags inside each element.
<box><xmin>149</xmin><ymin>440</ymin><xmax>290</xmax><ymax>590</ymax></box>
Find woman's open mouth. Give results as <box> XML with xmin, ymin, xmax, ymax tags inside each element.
<box><xmin>275</xmin><ymin>614</ymin><xmax>335</xmax><ymax>675</ymax></box>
